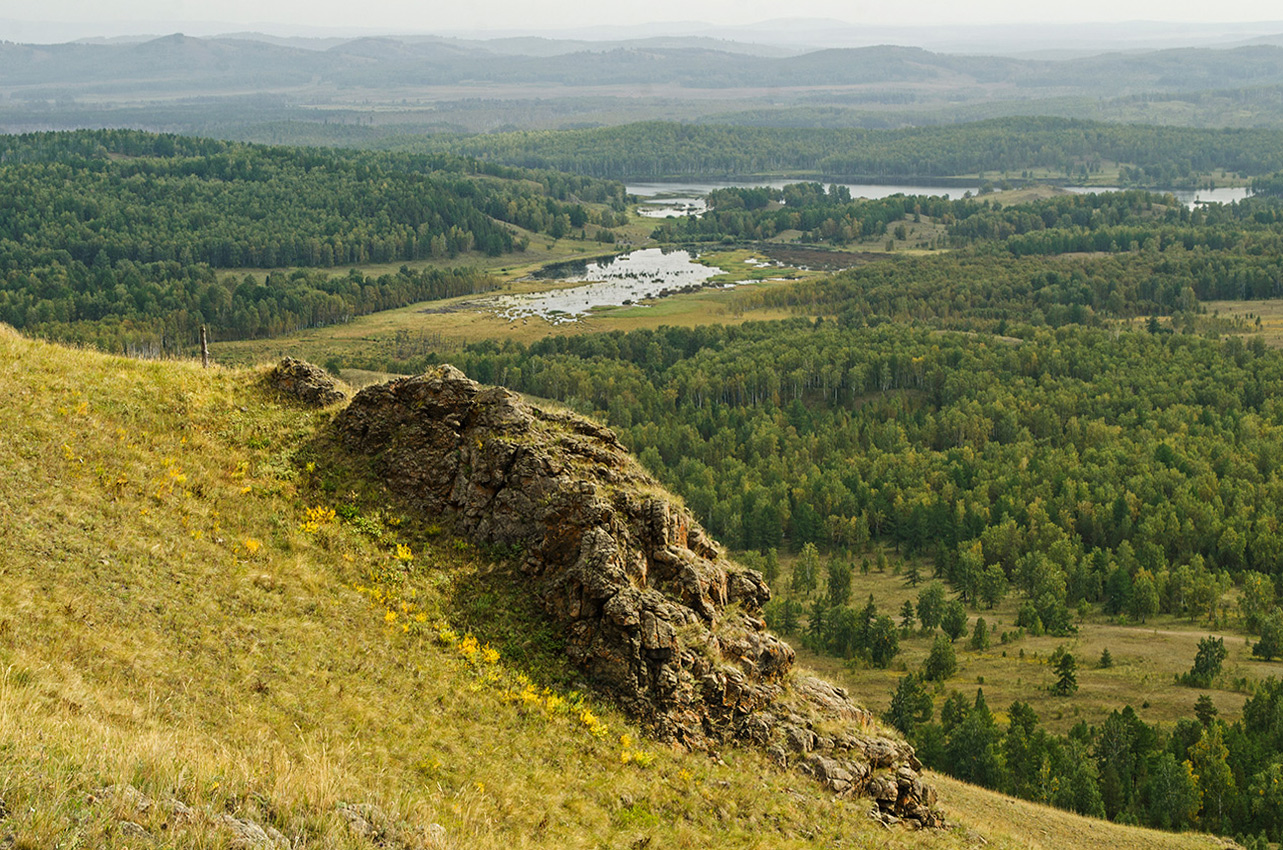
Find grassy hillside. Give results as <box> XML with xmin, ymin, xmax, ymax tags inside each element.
<box><xmin>0</xmin><ymin>325</ymin><xmax>1231</xmax><ymax>850</ymax></box>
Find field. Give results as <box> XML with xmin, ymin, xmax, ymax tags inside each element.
<box><xmin>1205</xmin><ymin>300</ymin><xmax>1283</xmax><ymax>346</ymax></box>
<box><xmin>776</xmin><ymin>555</ymin><xmax>1283</xmax><ymax>735</ymax></box>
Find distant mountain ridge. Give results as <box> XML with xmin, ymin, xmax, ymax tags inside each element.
<box><xmin>5</xmin><ymin>33</ymin><xmax>1283</xmax><ymax>96</ymax></box>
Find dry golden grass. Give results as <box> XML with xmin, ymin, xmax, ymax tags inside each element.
<box><xmin>1204</xmin><ymin>300</ymin><xmax>1283</xmax><ymax>347</ymax></box>
<box><xmin>0</xmin><ymin>326</ymin><xmax>1229</xmax><ymax>850</ymax></box>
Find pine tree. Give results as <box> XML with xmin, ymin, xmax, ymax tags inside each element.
<box><xmin>1194</xmin><ymin>694</ymin><xmax>1218</xmax><ymax>727</ymax></box>
<box><xmin>1053</xmin><ymin>652</ymin><xmax>1078</xmax><ymax>696</ymax></box>
<box><xmin>805</xmin><ymin>597</ymin><xmax>827</xmax><ymax>649</ymax></box>
<box><xmin>904</xmin><ymin>560</ymin><xmax>921</xmax><ymax>587</ymax></box>
<box><xmin>762</xmin><ymin>547</ymin><xmax>780</xmax><ymax>585</ymax></box>
<box><xmin>899</xmin><ymin>599</ymin><xmax>916</xmax><ymax>632</ymax></box>
<box><xmin>1098</xmin><ymin>647</ymin><xmax>1114</xmax><ymax>669</ymax></box>
<box><xmin>884</xmin><ymin>674</ymin><xmax>933</xmax><ymax>736</ymax></box>
<box><xmin>780</xmin><ymin>598</ymin><xmax>799</xmax><ymax>634</ymax></box>
<box><xmin>970</xmin><ymin>616</ymin><xmax>990</xmax><ymax>651</ymax></box>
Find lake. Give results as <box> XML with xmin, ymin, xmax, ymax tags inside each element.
<box><xmin>630</xmin><ymin>180</ymin><xmax>981</xmax><ymax>208</ymax></box>
<box><xmin>1065</xmin><ymin>185</ymin><xmax>1253</xmax><ymax>209</ymax></box>
<box><xmin>631</xmin><ymin>180</ymin><xmax>1255</xmax><ymax>215</ymax></box>
<box><xmin>492</xmin><ymin>248</ymin><xmax>725</xmax><ymax>324</ymax></box>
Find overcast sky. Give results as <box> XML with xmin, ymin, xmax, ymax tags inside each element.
<box><xmin>5</xmin><ymin>0</ymin><xmax>1283</xmax><ymax>40</ymax></box>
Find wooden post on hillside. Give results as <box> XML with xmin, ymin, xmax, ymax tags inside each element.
<box><xmin>200</xmin><ymin>326</ymin><xmax>209</xmax><ymax>368</ymax></box>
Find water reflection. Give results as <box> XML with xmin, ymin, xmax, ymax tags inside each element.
<box><xmin>493</xmin><ymin>248</ymin><xmax>725</xmax><ymax>324</ymax></box>
<box><xmin>1060</xmin><ymin>186</ymin><xmax>1252</xmax><ymax>209</ymax></box>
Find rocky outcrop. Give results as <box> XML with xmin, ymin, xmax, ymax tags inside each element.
<box><xmin>335</xmin><ymin>365</ymin><xmax>941</xmax><ymax>827</ymax></box>
<box><xmin>265</xmin><ymin>357</ymin><xmax>346</xmax><ymax>406</ymax></box>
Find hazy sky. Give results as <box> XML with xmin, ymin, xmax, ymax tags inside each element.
<box><xmin>7</xmin><ymin>0</ymin><xmax>1283</xmax><ymax>37</ymax></box>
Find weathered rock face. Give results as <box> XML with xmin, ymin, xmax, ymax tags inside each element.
<box><xmin>266</xmin><ymin>357</ymin><xmax>346</xmax><ymax>407</ymax></box>
<box><xmin>335</xmin><ymin>364</ymin><xmax>941</xmax><ymax>827</ymax></box>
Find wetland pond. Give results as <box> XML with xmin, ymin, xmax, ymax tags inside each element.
<box><xmin>491</xmin><ymin>248</ymin><xmax>725</xmax><ymax>323</ymax></box>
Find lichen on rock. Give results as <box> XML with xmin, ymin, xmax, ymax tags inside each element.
<box><xmin>265</xmin><ymin>357</ymin><xmax>346</xmax><ymax>407</ymax></box>
<box><xmin>335</xmin><ymin>364</ymin><xmax>942</xmax><ymax>827</ymax></box>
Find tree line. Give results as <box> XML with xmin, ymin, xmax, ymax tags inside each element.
<box><xmin>400</xmin><ymin>117</ymin><xmax>1283</xmax><ymax>183</ymax></box>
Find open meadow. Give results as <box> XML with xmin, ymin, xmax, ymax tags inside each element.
<box><xmin>780</xmin><ymin>558</ymin><xmax>1283</xmax><ymax>735</ymax></box>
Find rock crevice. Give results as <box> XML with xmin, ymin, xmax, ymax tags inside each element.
<box><xmin>334</xmin><ymin>364</ymin><xmax>940</xmax><ymax>827</ymax></box>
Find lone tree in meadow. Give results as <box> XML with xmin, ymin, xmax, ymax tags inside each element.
<box><xmin>1053</xmin><ymin>652</ymin><xmax>1078</xmax><ymax>696</ymax></box>
<box><xmin>1182</xmin><ymin>636</ymin><xmax>1227</xmax><ymax>688</ymax></box>
<box><xmin>970</xmin><ymin>616</ymin><xmax>990</xmax><ymax>651</ymax></box>
<box><xmin>924</xmin><ymin>633</ymin><xmax>957</xmax><ymax>681</ymax></box>
<box><xmin>917</xmin><ymin>581</ymin><xmax>946</xmax><ymax>632</ymax></box>
<box><xmin>904</xmin><ymin>560</ymin><xmax>921</xmax><ymax>587</ymax></box>
<box><xmin>941</xmin><ymin>599</ymin><xmax>968</xmax><ymax>642</ymax></box>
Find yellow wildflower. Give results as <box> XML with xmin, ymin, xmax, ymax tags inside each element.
<box><xmin>305</xmin><ymin>505</ymin><xmax>336</xmax><ymax>524</ymax></box>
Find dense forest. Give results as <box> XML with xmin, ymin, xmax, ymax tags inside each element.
<box><xmin>0</xmin><ymin>129</ymin><xmax>623</xmax><ymax>268</ymax></box>
<box><xmin>0</xmin><ymin>130</ymin><xmax>626</xmax><ymax>352</ymax></box>
<box><xmin>400</xmin><ymin>118</ymin><xmax>1283</xmax><ymax>184</ymax></box>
